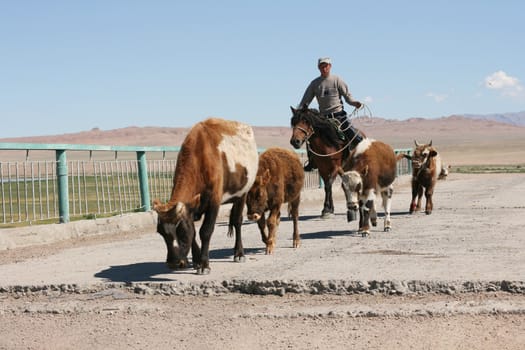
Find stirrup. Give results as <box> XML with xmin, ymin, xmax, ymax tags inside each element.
<box><xmin>303</xmin><ymin>161</ymin><xmax>317</xmax><ymax>172</ymax></box>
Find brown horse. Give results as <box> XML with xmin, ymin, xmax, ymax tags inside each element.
<box><xmin>289</xmin><ymin>106</ymin><xmax>364</xmax><ymax>218</ymax></box>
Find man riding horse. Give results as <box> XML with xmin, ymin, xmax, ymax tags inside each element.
<box><xmin>298</xmin><ymin>57</ymin><xmax>363</xmax><ymax>171</ymax></box>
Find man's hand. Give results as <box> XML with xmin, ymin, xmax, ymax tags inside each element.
<box><xmin>351</xmin><ymin>101</ymin><xmax>363</xmax><ymax>109</ymax></box>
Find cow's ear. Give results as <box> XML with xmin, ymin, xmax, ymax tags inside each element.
<box><xmin>175</xmin><ymin>202</ymin><xmax>185</xmax><ymax>217</ymax></box>
<box><xmin>429</xmin><ymin>150</ymin><xmax>438</xmax><ymax>157</ymax></box>
<box><xmin>261</xmin><ymin>169</ymin><xmax>271</xmax><ymax>185</ymax></box>
<box><xmin>188</xmin><ymin>194</ymin><xmax>201</xmax><ymax>210</ymax></box>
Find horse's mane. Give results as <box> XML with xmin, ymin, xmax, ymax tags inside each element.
<box><xmin>291</xmin><ymin>107</ymin><xmax>341</xmax><ymax>148</ymax></box>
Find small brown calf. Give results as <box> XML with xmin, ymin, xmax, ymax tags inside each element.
<box><xmin>406</xmin><ymin>140</ymin><xmax>446</xmax><ymax>214</ymax></box>
<box><xmin>246</xmin><ymin>147</ymin><xmax>304</xmax><ymax>254</ymax></box>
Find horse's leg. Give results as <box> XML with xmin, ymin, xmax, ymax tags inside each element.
<box><xmin>321</xmin><ymin>174</ymin><xmax>335</xmax><ymax>218</ymax></box>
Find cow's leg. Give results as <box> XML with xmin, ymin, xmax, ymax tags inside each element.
<box><xmin>424</xmin><ymin>184</ymin><xmax>435</xmax><ymax>215</ymax></box>
<box><xmin>265</xmin><ymin>206</ymin><xmax>281</xmax><ymax>254</ymax></box>
<box><xmin>256</xmin><ymin>214</ymin><xmax>269</xmax><ymax>244</ymax></box>
<box><xmin>359</xmin><ymin>199</ymin><xmax>373</xmax><ymax>237</ymax></box>
<box><xmin>370</xmin><ymin>198</ymin><xmax>378</xmax><ymax>227</ymax></box>
<box><xmin>321</xmin><ymin>174</ymin><xmax>335</xmax><ymax>218</ymax></box>
<box><xmin>190</xmin><ymin>235</ymin><xmax>202</xmax><ymax>270</ymax></box>
<box><xmin>381</xmin><ymin>185</ymin><xmax>394</xmax><ymax>232</ymax></box>
<box><xmin>416</xmin><ymin>185</ymin><xmax>424</xmax><ymax>212</ymax></box>
<box><xmin>197</xmin><ymin>207</ymin><xmax>219</xmax><ymax>275</ymax></box>
<box><xmin>340</xmin><ymin>174</ymin><xmax>358</xmax><ymax>223</ymax></box>
<box><xmin>229</xmin><ymin>196</ymin><xmax>247</xmax><ymax>262</ymax></box>
<box><xmin>410</xmin><ymin>182</ymin><xmax>423</xmax><ymax>214</ymax></box>
<box><xmin>290</xmin><ymin>196</ymin><xmax>301</xmax><ymax>249</ymax></box>
<box><xmin>358</xmin><ymin>199</ymin><xmax>365</xmax><ymax>230</ymax></box>
<box><xmin>157</xmin><ymin>222</ymin><xmax>184</xmax><ymax>270</ymax></box>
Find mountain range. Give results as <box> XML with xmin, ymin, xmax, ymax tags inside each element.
<box><xmin>463</xmin><ymin>111</ymin><xmax>525</xmax><ymax>126</ymax></box>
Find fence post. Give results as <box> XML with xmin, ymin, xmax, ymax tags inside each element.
<box><xmin>137</xmin><ymin>151</ymin><xmax>151</xmax><ymax>211</ymax></box>
<box><xmin>56</xmin><ymin>149</ymin><xmax>69</xmax><ymax>223</ymax></box>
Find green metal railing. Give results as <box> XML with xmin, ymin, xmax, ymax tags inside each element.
<box><xmin>0</xmin><ymin>143</ymin><xmax>180</xmax><ymax>224</ymax></box>
<box><xmin>0</xmin><ymin>143</ymin><xmax>411</xmax><ymax>226</ymax></box>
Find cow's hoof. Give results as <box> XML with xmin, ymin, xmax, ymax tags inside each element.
<box><xmin>196</xmin><ymin>267</ymin><xmax>211</xmax><ymax>275</ymax></box>
<box><xmin>371</xmin><ymin>220</ymin><xmax>377</xmax><ymax>227</ymax></box>
<box><xmin>360</xmin><ymin>231</ymin><xmax>370</xmax><ymax>238</ymax></box>
<box><xmin>384</xmin><ymin>227</ymin><xmax>391</xmax><ymax>232</ymax></box>
<box><xmin>166</xmin><ymin>259</ymin><xmax>189</xmax><ymax>270</ymax></box>
<box><xmin>321</xmin><ymin>212</ymin><xmax>334</xmax><ymax>219</ymax></box>
<box><xmin>234</xmin><ymin>255</ymin><xmax>246</xmax><ymax>263</ymax></box>
<box><xmin>425</xmin><ymin>211</ymin><xmax>432</xmax><ymax>215</ymax></box>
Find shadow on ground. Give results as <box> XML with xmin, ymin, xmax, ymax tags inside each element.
<box><xmin>94</xmin><ymin>247</ymin><xmax>265</xmax><ymax>282</ymax></box>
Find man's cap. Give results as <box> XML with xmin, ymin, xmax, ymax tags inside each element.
<box><xmin>318</xmin><ymin>57</ymin><xmax>331</xmax><ymax>65</ymax></box>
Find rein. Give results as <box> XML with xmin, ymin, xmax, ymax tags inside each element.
<box><xmin>306</xmin><ymin>131</ymin><xmax>359</xmax><ymax>158</ymax></box>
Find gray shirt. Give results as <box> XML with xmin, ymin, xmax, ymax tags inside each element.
<box><xmin>299</xmin><ymin>74</ymin><xmax>358</xmax><ymax>115</ymax></box>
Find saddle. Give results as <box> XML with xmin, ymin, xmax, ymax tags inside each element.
<box><xmin>326</xmin><ymin>118</ymin><xmax>347</xmax><ymax>142</ymax></box>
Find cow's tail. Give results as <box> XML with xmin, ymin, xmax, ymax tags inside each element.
<box><xmin>287</xmin><ymin>202</ymin><xmax>292</xmax><ymax>219</ymax></box>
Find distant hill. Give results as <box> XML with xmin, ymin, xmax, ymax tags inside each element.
<box><xmin>0</xmin><ymin>115</ymin><xmax>524</xmax><ymax>165</ymax></box>
<box><xmin>462</xmin><ymin>111</ymin><xmax>525</xmax><ymax>126</ymax></box>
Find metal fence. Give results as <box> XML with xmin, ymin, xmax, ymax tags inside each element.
<box><xmin>0</xmin><ymin>143</ymin><xmax>411</xmax><ymax>226</ymax></box>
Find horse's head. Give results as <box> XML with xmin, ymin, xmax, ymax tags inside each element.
<box><xmin>289</xmin><ymin>106</ymin><xmax>316</xmax><ymax>149</ymax></box>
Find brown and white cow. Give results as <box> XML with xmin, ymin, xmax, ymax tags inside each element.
<box><xmin>152</xmin><ymin>118</ymin><xmax>258</xmax><ymax>275</ymax></box>
<box><xmin>246</xmin><ymin>147</ymin><xmax>304</xmax><ymax>254</ymax></box>
<box><xmin>405</xmin><ymin>140</ymin><xmax>446</xmax><ymax>215</ymax></box>
<box><xmin>339</xmin><ymin>138</ymin><xmax>399</xmax><ymax>236</ymax></box>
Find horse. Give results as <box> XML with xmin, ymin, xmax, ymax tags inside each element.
<box><xmin>289</xmin><ymin>106</ymin><xmax>364</xmax><ymax>218</ymax></box>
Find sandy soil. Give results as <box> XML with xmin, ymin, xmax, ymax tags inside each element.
<box><xmin>1</xmin><ymin>172</ymin><xmax>525</xmax><ymax>349</ymax></box>
<box><xmin>1</xmin><ymin>292</ymin><xmax>524</xmax><ymax>350</ymax></box>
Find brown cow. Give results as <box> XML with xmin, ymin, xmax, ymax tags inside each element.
<box><xmin>340</xmin><ymin>138</ymin><xmax>399</xmax><ymax>236</ymax></box>
<box><xmin>405</xmin><ymin>140</ymin><xmax>446</xmax><ymax>215</ymax></box>
<box><xmin>152</xmin><ymin>118</ymin><xmax>258</xmax><ymax>275</ymax></box>
<box><xmin>246</xmin><ymin>147</ymin><xmax>304</xmax><ymax>254</ymax></box>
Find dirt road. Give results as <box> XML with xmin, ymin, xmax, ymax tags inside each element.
<box><xmin>1</xmin><ymin>173</ymin><xmax>525</xmax><ymax>349</ymax></box>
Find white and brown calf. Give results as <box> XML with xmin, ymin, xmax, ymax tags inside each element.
<box><xmin>340</xmin><ymin>139</ymin><xmax>398</xmax><ymax>237</ymax></box>
<box><xmin>246</xmin><ymin>147</ymin><xmax>304</xmax><ymax>254</ymax></box>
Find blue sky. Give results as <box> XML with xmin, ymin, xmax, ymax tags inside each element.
<box><xmin>1</xmin><ymin>1</ymin><xmax>524</xmax><ymax>138</ymax></box>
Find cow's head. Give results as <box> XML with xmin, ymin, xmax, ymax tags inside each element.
<box><xmin>246</xmin><ymin>169</ymin><xmax>271</xmax><ymax>221</ymax></box>
<box><xmin>340</xmin><ymin>170</ymin><xmax>362</xmax><ymax>217</ymax></box>
<box><xmin>411</xmin><ymin>140</ymin><xmax>434</xmax><ymax>171</ymax></box>
<box><xmin>153</xmin><ymin>194</ymin><xmax>201</xmax><ymax>269</ymax></box>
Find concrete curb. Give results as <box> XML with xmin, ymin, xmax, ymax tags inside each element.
<box><xmin>0</xmin><ymin>212</ymin><xmax>157</xmax><ymax>250</ymax></box>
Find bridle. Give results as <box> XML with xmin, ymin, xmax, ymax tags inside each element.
<box><xmin>293</xmin><ymin>118</ymin><xmax>356</xmax><ymax>158</ymax></box>
<box><xmin>292</xmin><ymin>124</ymin><xmax>314</xmax><ymax>142</ymax></box>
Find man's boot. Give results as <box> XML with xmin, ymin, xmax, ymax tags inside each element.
<box><xmin>303</xmin><ymin>149</ymin><xmax>317</xmax><ymax>172</ymax></box>
<box><xmin>342</xmin><ymin>123</ymin><xmax>363</xmax><ymax>146</ymax></box>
